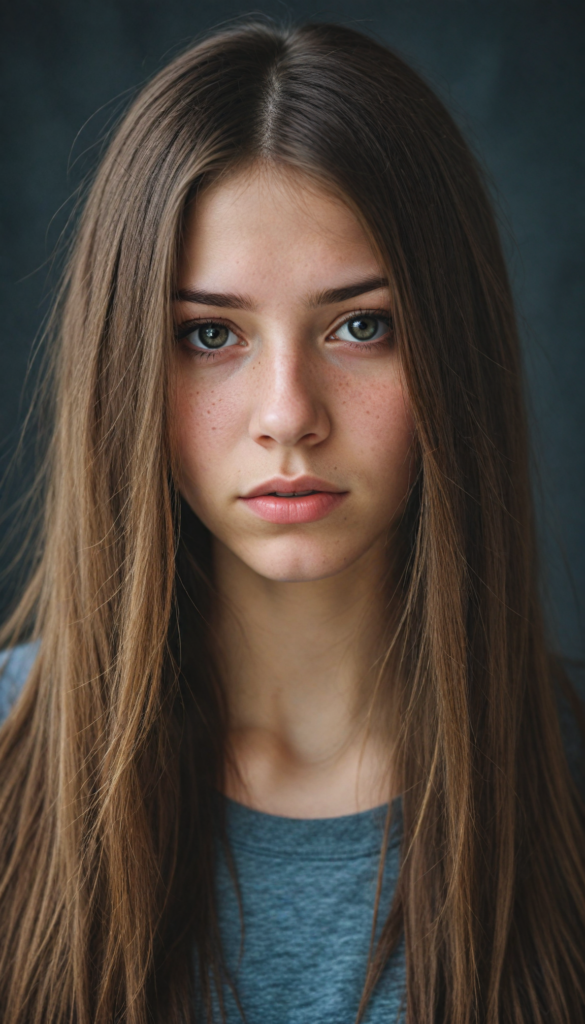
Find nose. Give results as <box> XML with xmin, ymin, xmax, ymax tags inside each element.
<box><xmin>249</xmin><ymin>345</ymin><xmax>331</xmax><ymax>449</ymax></box>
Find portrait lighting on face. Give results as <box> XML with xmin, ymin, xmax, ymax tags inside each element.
<box><xmin>171</xmin><ymin>165</ymin><xmax>415</xmax><ymax>585</ymax></box>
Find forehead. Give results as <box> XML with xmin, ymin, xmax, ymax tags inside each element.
<box><xmin>178</xmin><ymin>165</ymin><xmax>383</xmax><ymax>298</ymax></box>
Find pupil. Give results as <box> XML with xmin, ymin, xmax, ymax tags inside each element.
<box><xmin>199</xmin><ymin>324</ymin><xmax>228</xmax><ymax>348</ymax></box>
<box><xmin>349</xmin><ymin>317</ymin><xmax>377</xmax><ymax>341</ymax></box>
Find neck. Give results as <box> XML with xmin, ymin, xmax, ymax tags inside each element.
<box><xmin>212</xmin><ymin>537</ymin><xmax>397</xmax><ymax>818</ymax></box>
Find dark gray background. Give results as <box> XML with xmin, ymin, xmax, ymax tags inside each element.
<box><xmin>0</xmin><ymin>0</ymin><xmax>583</xmax><ymax>656</ymax></box>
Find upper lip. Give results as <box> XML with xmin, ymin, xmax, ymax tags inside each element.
<box><xmin>241</xmin><ymin>476</ymin><xmax>347</xmax><ymax>499</ymax></box>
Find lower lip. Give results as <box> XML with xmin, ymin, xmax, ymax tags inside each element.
<box><xmin>240</xmin><ymin>491</ymin><xmax>347</xmax><ymax>524</ymax></box>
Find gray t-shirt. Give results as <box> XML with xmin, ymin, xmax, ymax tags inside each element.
<box><xmin>215</xmin><ymin>796</ymin><xmax>406</xmax><ymax>1023</ymax></box>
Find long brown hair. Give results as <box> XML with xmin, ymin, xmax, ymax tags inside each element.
<box><xmin>0</xmin><ymin>21</ymin><xmax>583</xmax><ymax>1024</ymax></box>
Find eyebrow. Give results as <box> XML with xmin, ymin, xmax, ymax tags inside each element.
<box><xmin>307</xmin><ymin>276</ymin><xmax>389</xmax><ymax>307</ymax></box>
<box><xmin>174</xmin><ymin>288</ymin><xmax>255</xmax><ymax>309</ymax></box>
<box><xmin>174</xmin><ymin>276</ymin><xmax>389</xmax><ymax>312</ymax></box>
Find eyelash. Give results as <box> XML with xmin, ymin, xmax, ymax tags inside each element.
<box><xmin>175</xmin><ymin>309</ymin><xmax>393</xmax><ymax>359</ymax></box>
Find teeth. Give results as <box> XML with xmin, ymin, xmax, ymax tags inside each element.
<box><xmin>273</xmin><ymin>490</ymin><xmax>316</xmax><ymax>497</ymax></box>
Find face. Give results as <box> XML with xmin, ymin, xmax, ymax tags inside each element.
<box><xmin>172</xmin><ymin>166</ymin><xmax>415</xmax><ymax>583</ymax></box>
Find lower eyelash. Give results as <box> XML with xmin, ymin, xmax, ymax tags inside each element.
<box><xmin>191</xmin><ymin>349</ymin><xmax>222</xmax><ymax>361</ymax></box>
<box><xmin>348</xmin><ymin>340</ymin><xmax>382</xmax><ymax>351</ymax></box>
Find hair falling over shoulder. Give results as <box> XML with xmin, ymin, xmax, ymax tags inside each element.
<box><xmin>0</xmin><ymin>20</ymin><xmax>583</xmax><ymax>1024</ymax></box>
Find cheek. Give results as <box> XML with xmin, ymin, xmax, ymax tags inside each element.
<box><xmin>170</xmin><ymin>371</ymin><xmax>244</xmax><ymax>490</ymax></box>
<box><xmin>336</xmin><ymin>372</ymin><xmax>415</xmax><ymax>479</ymax></box>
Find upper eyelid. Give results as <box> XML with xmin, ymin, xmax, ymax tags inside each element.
<box><xmin>175</xmin><ymin>316</ymin><xmax>240</xmax><ymax>338</ymax></box>
<box><xmin>327</xmin><ymin>308</ymin><xmax>392</xmax><ymax>336</ymax></box>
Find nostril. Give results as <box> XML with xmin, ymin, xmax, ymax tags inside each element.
<box><xmin>254</xmin><ymin>429</ymin><xmax>323</xmax><ymax>448</ymax></box>
<box><xmin>249</xmin><ymin>383</ymin><xmax>331</xmax><ymax>448</ymax></box>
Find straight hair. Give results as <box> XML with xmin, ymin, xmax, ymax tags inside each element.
<box><xmin>0</xmin><ymin>20</ymin><xmax>584</xmax><ymax>1024</ymax></box>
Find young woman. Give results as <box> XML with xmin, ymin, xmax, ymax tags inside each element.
<box><xmin>0</xmin><ymin>20</ymin><xmax>583</xmax><ymax>1024</ymax></box>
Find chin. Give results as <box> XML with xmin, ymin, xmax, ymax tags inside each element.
<box><xmin>240</xmin><ymin>536</ymin><xmax>368</xmax><ymax>584</ymax></box>
<box><xmin>256</xmin><ymin>564</ymin><xmax>343</xmax><ymax>584</ymax></box>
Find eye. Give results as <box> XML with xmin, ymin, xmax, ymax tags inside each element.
<box><xmin>333</xmin><ymin>314</ymin><xmax>390</xmax><ymax>343</ymax></box>
<box><xmin>183</xmin><ymin>322</ymin><xmax>239</xmax><ymax>351</ymax></box>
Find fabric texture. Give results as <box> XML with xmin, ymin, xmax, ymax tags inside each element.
<box><xmin>214</xmin><ymin>796</ymin><xmax>406</xmax><ymax>1024</ymax></box>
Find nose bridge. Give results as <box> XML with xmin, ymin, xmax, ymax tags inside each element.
<box><xmin>269</xmin><ymin>339</ymin><xmax>308</xmax><ymax>403</ymax></box>
<box><xmin>251</xmin><ymin>332</ymin><xmax>328</xmax><ymax>448</ymax></box>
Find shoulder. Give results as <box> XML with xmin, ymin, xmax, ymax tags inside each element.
<box><xmin>0</xmin><ymin>641</ymin><xmax>40</xmax><ymax>724</ymax></box>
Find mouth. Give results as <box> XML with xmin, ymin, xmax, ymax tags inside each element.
<box><xmin>239</xmin><ymin>477</ymin><xmax>348</xmax><ymax>525</ymax></box>
<box><xmin>270</xmin><ymin>489</ymin><xmax>319</xmax><ymax>497</ymax></box>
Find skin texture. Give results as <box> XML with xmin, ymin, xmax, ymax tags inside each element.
<box><xmin>172</xmin><ymin>166</ymin><xmax>415</xmax><ymax>816</ymax></box>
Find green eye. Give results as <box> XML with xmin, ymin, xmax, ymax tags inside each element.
<box><xmin>350</xmin><ymin>317</ymin><xmax>378</xmax><ymax>340</ymax></box>
<box><xmin>335</xmin><ymin>315</ymin><xmax>390</xmax><ymax>343</ymax></box>
<box><xmin>199</xmin><ymin>324</ymin><xmax>228</xmax><ymax>347</ymax></box>
<box><xmin>185</xmin><ymin>322</ymin><xmax>238</xmax><ymax>350</ymax></box>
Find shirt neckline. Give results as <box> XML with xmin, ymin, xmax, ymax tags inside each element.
<box><xmin>219</xmin><ymin>794</ymin><xmax>403</xmax><ymax>861</ymax></box>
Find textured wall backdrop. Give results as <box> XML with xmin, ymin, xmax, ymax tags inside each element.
<box><xmin>1</xmin><ymin>0</ymin><xmax>583</xmax><ymax>655</ymax></box>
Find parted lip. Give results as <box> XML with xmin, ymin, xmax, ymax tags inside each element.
<box><xmin>240</xmin><ymin>476</ymin><xmax>347</xmax><ymax>499</ymax></box>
